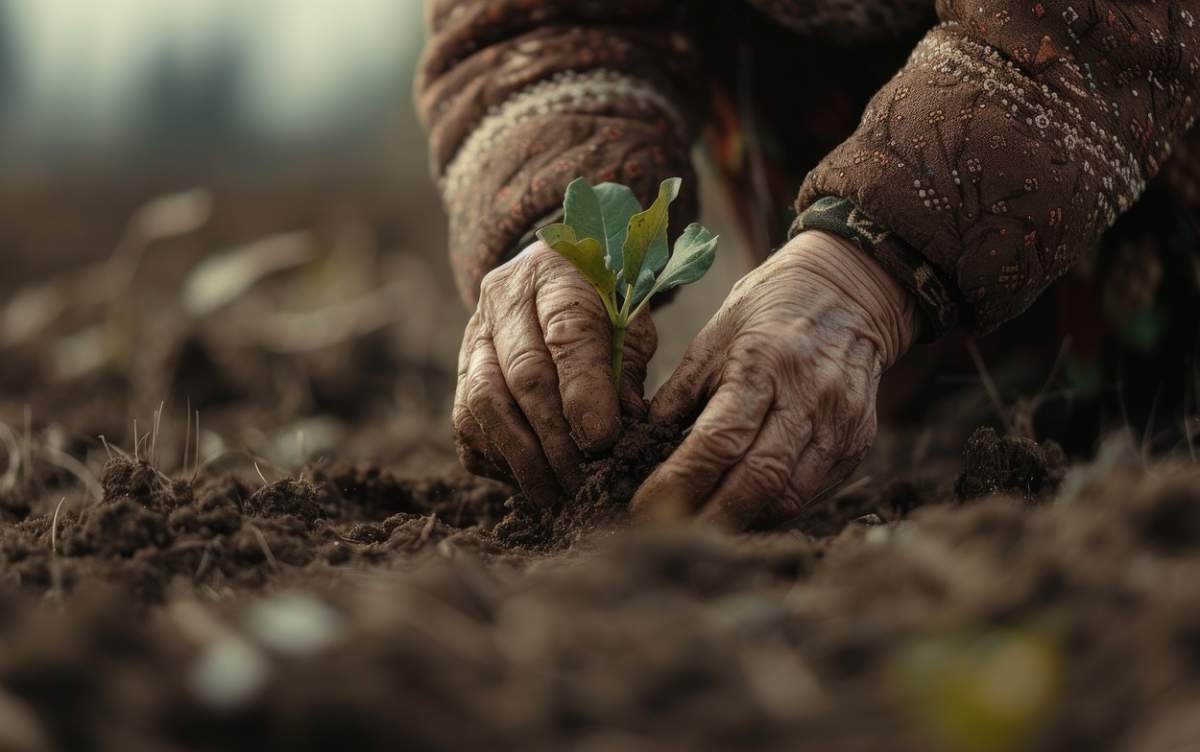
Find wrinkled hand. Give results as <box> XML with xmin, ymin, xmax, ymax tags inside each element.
<box><xmin>631</xmin><ymin>230</ymin><xmax>918</xmax><ymax>529</ymax></box>
<box><xmin>454</xmin><ymin>242</ymin><xmax>656</xmax><ymax>506</ymax></box>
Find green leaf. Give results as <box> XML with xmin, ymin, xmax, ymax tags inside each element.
<box><xmin>563</xmin><ymin>179</ymin><xmax>606</xmax><ymax>252</ymax></box>
<box><xmin>535</xmin><ymin>223</ymin><xmax>616</xmax><ymax>300</ymax></box>
<box><xmin>622</xmin><ymin>178</ymin><xmax>681</xmax><ymax>287</ymax></box>
<box><xmin>594</xmin><ymin>182</ymin><xmax>641</xmax><ymax>273</ymax></box>
<box><xmin>649</xmin><ymin>222</ymin><xmax>718</xmax><ymax>297</ymax></box>
<box><xmin>536</xmin><ymin>222</ymin><xmax>577</xmax><ymax>249</ymax></box>
<box><xmin>628</xmin><ymin>266</ymin><xmax>656</xmax><ymax>312</ymax></box>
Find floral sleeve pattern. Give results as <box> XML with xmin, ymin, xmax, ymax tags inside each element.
<box><xmin>796</xmin><ymin>1</ymin><xmax>1200</xmax><ymax>333</ymax></box>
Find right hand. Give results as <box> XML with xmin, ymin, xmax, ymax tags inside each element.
<box><xmin>453</xmin><ymin>242</ymin><xmax>657</xmax><ymax>507</ymax></box>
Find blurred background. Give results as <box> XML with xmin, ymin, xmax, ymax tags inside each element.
<box><xmin>1</xmin><ymin>0</ymin><xmax>423</xmax><ymax>174</ymax></box>
<box><xmin>0</xmin><ymin>0</ymin><xmax>746</xmax><ymax>478</ymax></box>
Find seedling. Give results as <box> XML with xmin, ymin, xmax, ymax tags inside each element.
<box><xmin>536</xmin><ymin>177</ymin><xmax>718</xmax><ymax>390</ymax></box>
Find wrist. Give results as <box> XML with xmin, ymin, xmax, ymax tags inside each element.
<box><xmin>777</xmin><ymin>231</ymin><xmax>919</xmax><ymax>368</ymax></box>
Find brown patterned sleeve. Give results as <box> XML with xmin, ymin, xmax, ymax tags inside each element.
<box><xmin>796</xmin><ymin>1</ymin><xmax>1200</xmax><ymax>333</ymax></box>
<box><xmin>415</xmin><ymin>1</ymin><xmax>704</xmax><ymax>307</ymax></box>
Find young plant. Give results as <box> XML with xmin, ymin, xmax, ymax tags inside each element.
<box><xmin>535</xmin><ymin>177</ymin><xmax>718</xmax><ymax>390</ymax></box>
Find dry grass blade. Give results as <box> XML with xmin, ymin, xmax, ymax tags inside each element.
<box><xmin>50</xmin><ymin>496</ymin><xmax>67</xmax><ymax>555</ymax></box>
<box><xmin>0</xmin><ymin>421</ymin><xmax>22</xmax><ymax>492</ymax></box>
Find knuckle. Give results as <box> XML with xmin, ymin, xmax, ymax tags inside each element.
<box><xmin>527</xmin><ymin>242</ymin><xmax>562</xmax><ymax>271</ymax></box>
<box><xmin>465</xmin><ymin>371</ymin><xmax>500</xmax><ymax>417</ymax></box>
<box><xmin>769</xmin><ymin>490</ymin><xmax>807</xmax><ymax>520</ymax></box>
<box><xmin>479</xmin><ymin>265</ymin><xmax>512</xmax><ymax>298</ymax></box>
<box><xmin>541</xmin><ymin>302</ymin><xmax>606</xmax><ymax>350</ymax></box>
<box><xmin>451</xmin><ymin>400</ymin><xmax>473</xmax><ymax>434</ymax></box>
<box><xmin>455</xmin><ymin>438</ymin><xmax>489</xmax><ymax>475</ymax></box>
<box><xmin>732</xmin><ymin>330</ymin><xmax>792</xmax><ymax>373</ymax></box>
<box><xmin>691</xmin><ymin>423</ymin><xmax>754</xmax><ymax>466</ymax></box>
<box><xmin>505</xmin><ymin>348</ymin><xmax>556</xmax><ymax>397</ymax></box>
<box><xmin>741</xmin><ymin>452</ymin><xmax>793</xmax><ymax>496</ymax></box>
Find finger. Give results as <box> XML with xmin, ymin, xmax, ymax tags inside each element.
<box><xmin>647</xmin><ymin>323</ymin><xmax>723</xmax><ymax>427</ymax></box>
<box><xmin>535</xmin><ymin>258</ymin><xmax>623</xmax><ymax>452</ymax></box>
<box><xmin>465</xmin><ymin>333</ymin><xmax>560</xmax><ymax>508</ymax></box>
<box><xmin>490</xmin><ymin>305</ymin><xmax>586</xmax><ymax>492</ymax></box>
<box><xmin>696</xmin><ymin>409</ymin><xmax>812</xmax><ymax>531</ymax></box>
<box><xmin>631</xmin><ymin>382</ymin><xmax>774</xmax><ymax>523</ymax></box>
<box><xmin>453</xmin><ymin>316</ymin><xmax>509</xmax><ymax>481</ymax></box>
<box><xmin>618</xmin><ymin>311</ymin><xmax>658</xmax><ymax>419</ymax></box>
<box><xmin>453</xmin><ymin>401</ymin><xmax>511</xmax><ymax>482</ymax></box>
<box><xmin>760</xmin><ymin>431</ymin><xmax>845</xmax><ymax>528</ymax></box>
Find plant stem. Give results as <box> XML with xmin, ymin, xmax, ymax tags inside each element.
<box><xmin>611</xmin><ymin>325</ymin><xmax>626</xmax><ymax>391</ymax></box>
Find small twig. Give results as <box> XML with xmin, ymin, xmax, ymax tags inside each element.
<box><xmin>194</xmin><ymin>540</ymin><xmax>216</xmax><ymax>582</ymax></box>
<box><xmin>1141</xmin><ymin>384</ymin><xmax>1163</xmax><ymax>463</ymax></box>
<box><xmin>253</xmin><ymin>462</ymin><xmax>270</xmax><ymax>488</ymax></box>
<box><xmin>23</xmin><ymin>405</ymin><xmax>32</xmax><ymax>486</ymax></box>
<box><xmin>966</xmin><ymin>338</ymin><xmax>1012</xmax><ymax>434</ymax></box>
<box><xmin>183</xmin><ymin>399</ymin><xmax>192</xmax><ymax>476</ymax></box>
<box><xmin>50</xmin><ymin>496</ymin><xmax>67</xmax><ymax>555</ymax></box>
<box><xmin>1186</xmin><ymin>416</ymin><xmax>1197</xmax><ymax>464</ymax></box>
<box><xmin>151</xmin><ymin>400</ymin><xmax>164</xmax><ymax>469</ymax></box>
<box><xmin>100</xmin><ymin>434</ymin><xmax>114</xmax><ymax>462</ymax></box>
<box><xmin>132</xmin><ymin>418</ymin><xmax>139</xmax><ymax>463</ymax></box>
<box><xmin>0</xmin><ymin>421</ymin><xmax>22</xmax><ymax>492</ymax></box>
<box><xmin>418</xmin><ymin>513</ymin><xmax>438</xmax><ymax>545</ymax></box>
<box><xmin>1030</xmin><ymin>337</ymin><xmax>1072</xmax><ymax>411</ymax></box>
<box><xmin>193</xmin><ymin>410</ymin><xmax>201</xmax><ymax>479</ymax></box>
<box><xmin>246</xmin><ymin>524</ymin><xmax>280</xmax><ymax>574</ymax></box>
<box><xmin>1114</xmin><ymin>365</ymin><xmax>1142</xmax><ymax>467</ymax></box>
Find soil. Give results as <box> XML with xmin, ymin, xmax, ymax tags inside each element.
<box><xmin>0</xmin><ymin>180</ymin><xmax>1198</xmax><ymax>752</ymax></box>
<box><xmin>495</xmin><ymin>418</ymin><xmax>683</xmax><ymax>550</ymax></box>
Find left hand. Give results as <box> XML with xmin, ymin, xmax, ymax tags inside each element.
<box><xmin>630</xmin><ymin>230</ymin><xmax>919</xmax><ymax>529</ymax></box>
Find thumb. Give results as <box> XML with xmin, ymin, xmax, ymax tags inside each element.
<box><xmin>618</xmin><ymin>311</ymin><xmax>658</xmax><ymax>419</ymax></box>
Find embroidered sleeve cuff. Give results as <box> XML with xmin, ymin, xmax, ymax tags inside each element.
<box><xmin>790</xmin><ymin>196</ymin><xmax>958</xmax><ymax>341</ymax></box>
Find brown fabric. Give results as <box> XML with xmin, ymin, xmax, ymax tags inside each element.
<box><xmin>797</xmin><ymin>2</ymin><xmax>1200</xmax><ymax>332</ymax></box>
<box><xmin>418</xmin><ymin>0</ymin><xmax>1200</xmax><ymax>332</ymax></box>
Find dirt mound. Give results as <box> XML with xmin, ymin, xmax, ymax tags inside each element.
<box><xmin>0</xmin><ymin>457</ymin><xmax>511</xmax><ymax>603</ymax></box>
<box><xmin>955</xmin><ymin>426</ymin><xmax>1067</xmax><ymax>504</ymax></box>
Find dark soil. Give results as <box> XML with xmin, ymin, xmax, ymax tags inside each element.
<box><xmin>955</xmin><ymin>426</ymin><xmax>1068</xmax><ymax>504</ymax></box>
<box><xmin>0</xmin><ymin>457</ymin><xmax>511</xmax><ymax>604</ymax></box>
<box><xmin>1</xmin><ymin>180</ymin><xmax>1198</xmax><ymax>752</ymax></box>
<box><xmin>495</xmin><ymin>418</ymin><xmax>682</xmax><ymax>550</ymax></box>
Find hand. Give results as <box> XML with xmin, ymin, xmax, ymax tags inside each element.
<box><xmin>631</xmin><ymin>230</ymin><xmax>918</xmax><ymax>529</ymax></box>
<box><xmin>454</xmin><ymin>242</ymin><xmax>657</xmax><ymax>507</ymax></box>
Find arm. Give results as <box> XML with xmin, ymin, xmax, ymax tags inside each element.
<box><xmin>417</xmin><ymin>1</ymin><xmax>707</xmax><ymax>505</ymax></box>
<box><xmin>797</xmin><ymin>0</ymin><xmax>1200</xmax><ymax>333</ymax></box>
<box><xmin>416</xmin><ymin>0</ymin><xmax>705</xmax><ymax>307</ymax></box>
